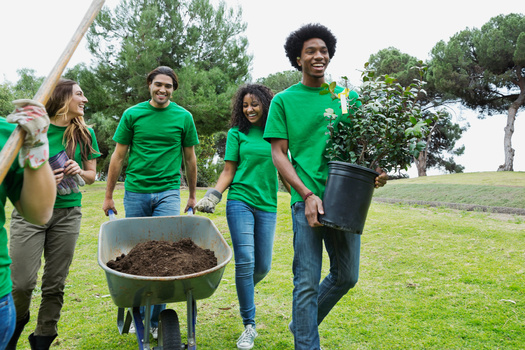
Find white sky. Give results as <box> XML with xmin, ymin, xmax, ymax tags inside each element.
<box><xmin>0</xmin><ymin>0</ymin><xmax>524</xmax><ymax>175</ymax></box>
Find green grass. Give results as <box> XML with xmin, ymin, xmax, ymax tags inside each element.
<box><xmin>375</xmin><ymin>171</ymin><xmax>525</xmax><ymax>209</ymax></box>
<box><xmin>5</xmin><ymin>172</ymin><xmax>525</xmax><ymax>349</ymax></box>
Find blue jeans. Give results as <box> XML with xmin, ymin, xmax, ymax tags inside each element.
<box><xmin>124</xmin><ymin>189</ymin><xmax>181</xmax><ymax>217</ymax></box>
<box><xmin>291</xmin><ymin>201</ymin><xmax>361</xmax><ymax>350</ymax></box>
<box><xmin>124</xmin><ymin>189</ymin><xmax>181</xmax><ymax>328</ymax></box>
<box><xmin>0</xmin><ymin>293</ymin><xmax>16</xmax><ymax>348</ymax></box>
<box><xmin>226</xmin><ymin>200</ymin><xmax>277</xmax><ymax>326</ymax></box>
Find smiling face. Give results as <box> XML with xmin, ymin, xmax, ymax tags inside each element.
<box><xmin>243</xmin><ymin>94</ymin><xmax>263</xmax><ymax>126</ymax></box>
<box><xmin>67</xmin><ymin>84</ymin><xmax>88</xmax><ymax>120</ymax></box>
<box><xmin>297</xmin><ymin>37</ymin><xmax>330</xmax><ymax>87</ymax></box>
<box><xmin>148</xmin><ymin>74</ymin><xmax>174</xmax><ymax>108</ymax></box>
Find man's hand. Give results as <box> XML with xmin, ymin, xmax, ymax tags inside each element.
<box><xmin>102</xmin><ymin>198</ymin><xmax>118</xmax><ymax>216</ymax></box>
<box><xmin>374</xmin><ymin>168</ymin><xmax>388</xmax><ymax>188</ymax></box>
<box><xmin>194</xmin><ymin>188</ymin><xmax>222</xmax><ymax>213</ymax></box>
<box><xmin>305</xmin><ymin>193</ymin><xmax>324</xmax><ymax>227</ymax></box>
<box><xmin>6</xmin><ymin>99</ymin><xmax>50</xmax><ymax>169</ymax></box>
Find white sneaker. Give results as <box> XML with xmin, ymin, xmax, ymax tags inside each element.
<box><xmin>236</xmin><ymin>324</ymin><xmax>258</xmax><ymax>350</ymax></box>
<box><xmin>151</xmin><ymin>327</ymin><xmax>158</xmax><ymax>340</ymax></box>
<box><xmin>128</xmin><ymin>323</ymin><xmax>157</xmax><ymax>340</ymax></box>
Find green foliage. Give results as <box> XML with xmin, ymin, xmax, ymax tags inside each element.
<box><xmin>368</xmin><ymin>47</ymin><xmax>467</xmax><ymax>175</ymax></box>
<box><xmin>0</xmin><ymin>69</ymin><xmax>45</xmax><ymax>116</ymax></box>
<box><xmin>76</xmin><ymin>0</ymin><xmax>252</xmax><ymax>176</ymax></box>
<box><xmin>429</xmin><ymin>13</ymin><xmax>525</xmax><ymax>114</ymax></box>
<box><xmin>0</xmin><ymin>81</ymin><xmax>15</xmax><ymax>116</ymax></box>
<box><xmin>425</xmin><ymin>111</ymin><xmax>467</xmax><ymax>173</ymax></box>
<box><xmin>368</xmin><ymin>47</ymin><xmax>422</xmax><ymax>88</ymax></box>
<box><xmin>194</xmin><ymin>134</ymin><xmax>221</xmax><ymax>187</ymax></box>
<box><xmin>322</xmin><ymin>64</ymin><xmax>433</xmax><ymax>173</ymax></box>
<box><xmin>256</xmin><ymin>70</ymin><xmax>303</xmax><ymax>93</ymax></box>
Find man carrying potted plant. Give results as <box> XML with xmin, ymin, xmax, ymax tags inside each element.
<box><xmin>263</xmin><ymin>23</ymin><xmax>388</xmax><ymax>349</ymax></box>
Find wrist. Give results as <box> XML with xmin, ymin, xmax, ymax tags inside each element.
<box><xmin>302</xmin><ymin>191</ymin><xmax>314</xmax><ymax>201</ymax></box>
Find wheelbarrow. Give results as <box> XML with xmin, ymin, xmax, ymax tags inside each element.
<box><xmin>97</xmin><ymin>211</ymin><xmax>232</xmax><ymax>350</ymax></box>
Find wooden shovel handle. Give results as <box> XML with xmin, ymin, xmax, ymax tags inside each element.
<box><xmin>0</xmin><ymin>0</ymin><xmax>106</xmax><ymax>183</ymax></box>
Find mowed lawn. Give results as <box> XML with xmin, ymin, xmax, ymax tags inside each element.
<box><xmin>5</xmin><ymin>171</ymin><xmax>525</xmax><ymax>349</ymax></box>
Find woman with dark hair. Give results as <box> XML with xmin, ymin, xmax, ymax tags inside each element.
<box><xmin>7</xmin><ymin>79</ymin><xmax>100</xmax><ymax>350</ymax></box>
<box><xmin>196</xmin><ymin>84</ymin><xmax>289</xmax><ymax>350</ymax></box>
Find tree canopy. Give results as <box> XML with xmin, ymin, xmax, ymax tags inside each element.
<box><xmin>429</xmin><ymin>13</ymin><xmax>525</xmax><ymax>171</ymax></box>
<box><xmin>84</xmin><ymin>0</ymin><xmax>251</xmax><ymax>135</ymax></box>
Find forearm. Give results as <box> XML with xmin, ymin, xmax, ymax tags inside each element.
<box><xmin>18</xmin><ymin>163</ymin><xmax>56</xmax><ymax>225</ymax></box>
<box><xmin>105</xmin><ymin>154</ymin><xmax>123</xmax><ymax>199</ymax></box>
<box><xmin>186</xmin><ymin>161</ymin><xmax>197</xmax><ymax>199</ymax></box>
<box><xmin>214</xmin><ymin>161</ymin><xmax>236</xmax><ymax>194</ymax></box>
<box><xmin>271</xmin><ymin>142</ymin><xmax>310</xmax><ymax>198</ymax></box>
<box><xmin>183</xmin><ymin>147</ymin><xmax>197</xmax><ymax>200</ymax></box>
<box><xmin>80</xmin><ymin>159</ymin><xmax>97</xmax><ymax>185</ymax></box>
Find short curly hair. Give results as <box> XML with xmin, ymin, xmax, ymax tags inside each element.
<box><xmin>284</xmin><ymin>23</ymin><xmax>337</xmax><ymax>71</ymax></box>
<box><xmin>230</xmin><ymin>84</ymin><xmax>274</xmax><ymax>134</ymax></box>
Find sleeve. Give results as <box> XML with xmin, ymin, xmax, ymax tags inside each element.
<box><xmin>182</xmin><ymin>112</ymin><xmax>199</xmax><ymax>147</ymax></box>
<box><xmin>6</xmin><ymin>158</ymin><xmax>24</xmax><ymax>205</ymax></box>
<box><xmin>263</xmin><ymin>96</ymin><xmax>289</xmax><ymax>142</ymax></box>
<box><xmin>113</xmin><ymin>110</ymin><xmax>133</xmax><ymax>145</ymax></box>
<box><xmin>88</xmin><ymin>128</ymin><xmax>101</xmax><ymax>160</ymax></box>
<box><xmin>224</xmin><ymin>128</ymin><xmax>240</xmax><ymax>162</ymax></box>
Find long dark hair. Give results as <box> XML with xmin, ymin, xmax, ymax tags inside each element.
<box><xmin>46</xmin><ymin>79</ymin><xmax>97</xmax><ymax>161</ymax></box>
<box><xmin>230</xmin><ymin>84</ymin><xmax>274</xmax><ymax>134</ymax></box>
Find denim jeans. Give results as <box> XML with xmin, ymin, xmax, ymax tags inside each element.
<box><xmin>123</xmin><ymin>189</ymin><xmax>181</xmax><ymax>217</ymax></box>
<box><xmin>0</xmin><ymin>293</ymin><xmax>16</xmax><ymax>349</ymax></box>
<box><xmin>291</xmin><ymin>201</ymin><xmax>361</xmax><ymax>350</ymax></box>
<box><xmin>124</xmin><ymin>189</ymin><xmax>181</xmax><ymax>328</ymax></box>
<box><xmin>226</xmin><ymin>200</ymin><xmax>277</xmax><ymax>326</ymax></box>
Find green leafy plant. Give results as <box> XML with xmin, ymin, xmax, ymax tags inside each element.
<box><xmin>321</xmin><ymin>63</ymin><xmax>433</xmax><ymax>173</ymax></box>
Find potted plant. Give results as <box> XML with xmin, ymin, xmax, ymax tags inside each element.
<box><xmin>318</xmin><ymin>63</ymin><xmax>431</xmax><ymax>233</ymax></box>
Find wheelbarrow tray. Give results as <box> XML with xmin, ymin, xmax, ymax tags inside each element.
<box><xmin>98</xmin><ymin>215</ymin><xmax>232</xmax><ymax>308</ymax></box>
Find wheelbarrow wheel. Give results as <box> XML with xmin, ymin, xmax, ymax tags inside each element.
<box><xmin>158</xmin><ymin>309</ymin><xmax>181</xmax><ymax>349</ymax></box>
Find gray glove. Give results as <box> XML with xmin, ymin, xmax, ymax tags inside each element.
<box><xmin>195</xmin><ymin>189</ymin><xmax>222</xmax><ymax>213</ymax></box>
<box><xmin>49</xmin><ymin>150</ymin><xmax>85</xmax><ymax>195</ymax></box>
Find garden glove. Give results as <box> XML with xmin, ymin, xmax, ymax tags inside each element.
<box><xmin>6</xmin><ymin>99</ymin><xmax>50</xmax><ymax>169</ymax></box>
<box><xmin>195</xmin><ymin>188</ymin><xmax>222</xmax><ymax>213</ymax></box>
<box><xmin>49</xmin><ymin>150</ymin><xmax>85</xmax><ymax>195</ymax></box>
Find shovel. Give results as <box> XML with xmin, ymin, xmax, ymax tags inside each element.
<box><xmin>0</xmin><ymin>0</ymin><xmax>106</xmax><ymax>183</ymax></box>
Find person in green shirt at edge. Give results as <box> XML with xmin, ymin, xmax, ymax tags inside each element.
<box><xmin>195</xmin><ymin>84</ymin><xmax>290</xmax><ymax>350</ymax></box>
<box><xmin>0</xmin><ymin>99</ymin><xmax>55</xmax><ymax>350</ymax></box>
<box><xmin>102</xmin><ymin>66</ymin><xmax>199</xmax><ymax>339</ymax></box>
<box><xmin>263</xmin><ymin>23</ymin><xmax>388</xmax><ymax>350</ymax></box>
<box><xmin>7</xmin><ymin>79</ymin><xmax>100</xmax><ymax>350</ymax></box>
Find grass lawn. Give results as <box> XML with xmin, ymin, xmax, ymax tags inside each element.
<box><xmin>5</xmin><ymin>172</ymin><xmax>525</xmax><ymax>349</ymax></box>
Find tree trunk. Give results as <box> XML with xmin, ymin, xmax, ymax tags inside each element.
<box><xmin>498</xmin><ymin>81</ymin><xmax>525</xmax><ymax>171</ymax></box>
<box><xmin>416</xmin><ymin>151</ymin><xmax>427</xmax><ymax>176</ymax></box>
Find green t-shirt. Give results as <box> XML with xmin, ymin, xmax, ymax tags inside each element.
<box><xmin>225</xmin><ymin>126</ymin><xmax>278</xmax><ymax>212</ymax></box>
<box><xmin>48</xmin><ymin>124</ymin><xmax>101</xmax><ymax>208</ymax></box>
<box><xmin>113</xmin><ymin>101</ymin><xmax>199</xmax><ymax>193</ymax></box>
<box><xmin>263</xmin><ymin>83</ymin><xmax>359</xmax><ymax>206</ymax></box>
<box><xmin>0</xmin><ymin>117</ymin><xmax>24</xmax><ymax>297</ymax></box>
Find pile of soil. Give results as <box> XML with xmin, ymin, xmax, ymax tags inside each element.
<box><xmin>107</xmin><ymin>238</ymin><xmax>217</xmax><ymax>277</ymax></box>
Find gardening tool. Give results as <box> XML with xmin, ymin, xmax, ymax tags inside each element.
<box><xmin>0</xmin><ymin>0</ymin><xmax>106</xmax><ymax>183</ymax></box>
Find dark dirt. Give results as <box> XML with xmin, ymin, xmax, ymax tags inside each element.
<box><xmin>107</xmin><ymin>238</ymin><xmax>217</xmax><ymax>277</ymax></box>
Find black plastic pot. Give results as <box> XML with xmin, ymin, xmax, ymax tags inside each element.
<box><xmin>319</xmin><ymin>161</ymin><xmax>379</xmax><ymax>234</ymax></box>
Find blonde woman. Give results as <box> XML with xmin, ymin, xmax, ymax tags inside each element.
<box><xmin>7</xmin><ymin>79</ymin><xmax>100</xmax><ymax>350</ymax></box>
